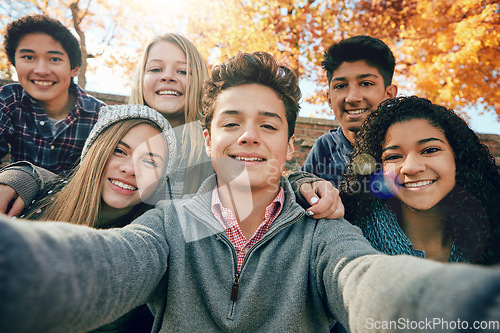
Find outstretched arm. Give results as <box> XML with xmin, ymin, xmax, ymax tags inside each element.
<box><xmin>0</xmin><ymin>209</ymin><xmax>169</xmax><ymax>333</ymax></box>
<box><xmin>334</xmin><ymin>255</ymin><xmax>500</xmax><ymax>332</ymax></box>
<box><xmin>314</xmin><ymin>220</ymin><xmax>500</xmax><ymax>332</ymax></box>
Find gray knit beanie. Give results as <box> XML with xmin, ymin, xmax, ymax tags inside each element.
<box><xmin>82</xmin><ymin>104</ymin><xmax>177</xmax><ymax>176</ymax></box>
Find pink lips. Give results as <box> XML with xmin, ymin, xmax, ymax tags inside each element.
<box><xmin>156</xmin><ymin>88</ymin><xmax>183</xmax><ymax>96</ymax></box>
<box><xmin>108</xmin><ymin>178</ymin><xmax>138</xmax><ymax>195</ymax></box>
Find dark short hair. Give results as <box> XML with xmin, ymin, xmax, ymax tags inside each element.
<box><xmin>4</xmin><ymin>14</ymin><xmax>82</xmax><ymax>69</ymax></box>
<box><xmin>322</xmin><ymin>35</ymin><xmax>395</xmax><ymax>87</ymax></box>
<box><xmin>202</xmin><ymin>51</ymin><xmax>301</xmax><ymax>139</ymax></box>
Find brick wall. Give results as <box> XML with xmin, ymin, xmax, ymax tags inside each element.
<box><xmin>478</xmin><ymin>133</ymin><xmax>500</xmax><ymax>165</ymax></box>
<box><xmin>1</xmin><ymin>79</ymin><xmax>499</xmax><ymax>167</ymax></box>
<box><xmin>288</xmin><ymin>117</ymin><xmax>340</xmax><ymax>171</ymax></box>
<box><xmin>291</xmin><ymin>117</ymin><xmax>500</xmax><ymax>169</ymax></box>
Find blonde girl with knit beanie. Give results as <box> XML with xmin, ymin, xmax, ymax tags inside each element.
<box><xmin>14</xmin><ymin>104</ymin><xmax>176</xmax><ymax>333</ymax></box>
<box><xmin>20</xmin><ymin>104</ymin><xmax>176</xmax><ymax>229</ymax></box>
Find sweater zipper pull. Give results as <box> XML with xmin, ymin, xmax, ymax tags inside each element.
<box><xmin>231</xmin><ymin>273</ymin><xmax>240</xmax><ymax>301</ymax></box>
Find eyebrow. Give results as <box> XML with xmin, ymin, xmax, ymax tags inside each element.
<box><xmin>146</xmin><ymin>58</ymin><xmax>187</xmax><ymax>65</ymax></box>
<box><xmin>18</xmin><ymin>48</ymin><xmax>65</xmax><ymax>56</ymax></box>
<box><xmin>331</xmin><ymin>73</ymin><xmax>379</xmax><ymax>82</ymax></box>
<box><xmin>382</xmin><ymin>137</ymin><xmax>445</xmax><ymax>153</ymax></box>
<box><xmin>118</xmin><ymin>141</ymin><xmax>165</xmax><ymax>161</ymax></box>
<box><xmin>146</xmin><ymin>152</ymin><xmax>164</xmax><ymax>161</ymax></box>
<box><xmin>220</xmin><ymin>110</ymin><xmax>283</xmax><ymax>121</ymax></box>
<box><xmin>118</xmin><ymin>141</ymin><xmax>130</xmax><ymax>149</ymax></box>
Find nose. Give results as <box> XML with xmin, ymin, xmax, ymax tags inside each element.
<box><xmin>238</xmin><ymin>125</ymin><xmax>260</xmax><ymax>145</ymax></box>
<box><xmin>119</xmin><ymin>157</ymin><xmax>136</xmax><ymax>176</ymax></box>
<box><xmin>345</xmin><ymin>86</ymin><xmax>362</xmax><ymax>104</ymax></box>
<box><xmin>400</xmin><ymin>154</ymin><xmax>426</xmax><ymax>175</ymax></box>
<box><xmin>33</xmin><ymin>60</ymin><xmax>51</xmax><ymax>75</ymax></box>
<box><xmin>160</xmin><ymin>67</ymin><xmax>176</xmax><ymax>82</ymax></box>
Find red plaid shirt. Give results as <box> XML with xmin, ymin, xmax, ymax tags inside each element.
<box><xmin>211</xmin><ymin>186</ymin><xmax>284</xmax><ymax>272</ymax></box>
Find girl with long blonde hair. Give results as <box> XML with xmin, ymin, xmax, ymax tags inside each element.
<box><xmin>18</xmin><ymin>104</ymin><xmax>176</xmax><ymax>333</ymax></box>
<box><xmin>127</xmin><ymin>34</ymin><xmax>342</xmax><ymax>219</ymax></box>
<box><xmin>23</xmin><ymin>105</ymin><xmax>176</xmax><ymax>229</ymax></box>
<box><xmin>129</xmin><ymin>33</ymin><xmax>211</xmax><ymax>196</ymax></box>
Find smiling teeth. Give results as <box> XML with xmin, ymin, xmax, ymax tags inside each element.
<box><xmin>34</xmin><ymin>80</ymin><xmax>53</xmax><ymax>86</ymax></box>
<box><xmin>110</xmin><ymin>179</ymin><xmax>137</xmax><ymax>191</ymax></box>
<box><xmin>234</xmin><ymin>156</ymin><xmax>264</xmax><ymax>162</ymax></box>
<box><xmin>403</xmin><ymin>180</ymin><xmax>433</xmax><ymax>188</ymax></box>
<box><xmin>158</xmin><ymin>90</ymin><xmax>180</xmax><ymax>96</ymax></box>
<box><xmin>346</xmin><ymin>109</ymin><xmax>366</xmax><ymax>115</ymax></box>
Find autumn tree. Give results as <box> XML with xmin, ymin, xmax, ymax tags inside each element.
<box><xmin>0</xmin><ymin>0</ymin><xmax>158</xmax><ymax>88</ymax></box>
<box><xmin>176</xmin><ymin>0</ymin><xmax>358</xmax><ymax>113</ymax></box>
<box><xmin>2</xmin><ymin>0</ymin><xmax>497</xmax><ymax>121</ymax></box>
<box><xmin>351</xmin><ymin>0</ymin><xmax>500</xmax><ymax>118</ymax></box>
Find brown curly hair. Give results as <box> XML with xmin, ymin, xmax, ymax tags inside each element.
<box><xmin>202</xmin><ymin>51</ymin><xmax>301</xmax><ymax>139</ymax></box>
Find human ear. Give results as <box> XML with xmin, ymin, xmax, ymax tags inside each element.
<box><xmin>286</xmin><ymin>134</ymin><xmax>295</xmax><ymax>161</ymax></box>
<box><xmin>203</xmin><ymin>129</ymin><xmax>212</xmax><ymax>157</ymax></box>
<box><xmin>326</xmin><ymin>90</ymin><xmax>333</xmax><ymax>109</ymax></box>
<box><xmin>385</xmin><ymin>84</ymin><xmax>398</xmax><ymax>99</ymax></box>
<box><xmin>70</xmin><ymin>66</ymin><xmax>80</xmax><ymax>77</ymax></box>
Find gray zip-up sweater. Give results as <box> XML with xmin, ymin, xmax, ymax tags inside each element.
<box><xmin>1</xmin><ymin>175</ymin><xmax>499</xmax><ymax>332</ymax></box>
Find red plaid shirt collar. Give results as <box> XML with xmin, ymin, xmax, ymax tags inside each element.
<box><xmin>211</xmin><ymin>186</ymin><xmax>284</xmax><ymax>272</ymax></box>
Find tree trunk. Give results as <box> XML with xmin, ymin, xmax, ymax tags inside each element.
<box><xmin>70</xmin><ymin>1</ymin><xmax>87</xmax><ymax>88</ymax></box>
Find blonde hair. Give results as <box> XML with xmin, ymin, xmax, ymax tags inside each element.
<box><xmin>129</xmin><ymin>33</ymin><xmax>208</xmax><ymax>170</ymax></box>
<box><xmin>30</xmin><ymin>120</ymin><xmax>162</xmax><ymax>227</ymax></box>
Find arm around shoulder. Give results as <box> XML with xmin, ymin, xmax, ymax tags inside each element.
<box><xmin>0</xmin><ymin>161</ymin><xmax>58</xmax><ymax>207</ymax></box>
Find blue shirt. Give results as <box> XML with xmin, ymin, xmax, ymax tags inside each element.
<box><xmin>0</xmin><ymin>83</ymin><xmax>104</xmax><ymax>176</ymax></box>
<box><xmin>302</xmin><ymin>126</ymin><xmax>353</xmax><ymax>188</ymax></box>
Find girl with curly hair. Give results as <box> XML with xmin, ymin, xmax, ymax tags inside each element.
<box><xmin>342</xmin><ymin>96</ymin><xmax>500</xmax><ymax>264</ymax></box>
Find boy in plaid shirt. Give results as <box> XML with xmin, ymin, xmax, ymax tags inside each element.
<box><xmin>0</xmin><ymin>14</ymin><xmax>104</xmax><ymax>176</ymax></box>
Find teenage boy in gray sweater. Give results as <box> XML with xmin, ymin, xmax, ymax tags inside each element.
<box><xmin>0</xmin><ymin>52</ymin><xmax>499</xmax><ymax>333</ymax></box>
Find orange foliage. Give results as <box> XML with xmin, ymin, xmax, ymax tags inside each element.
<box><xmin>352</xmin><ymin>0</ymin><xmax>500</xmax><ymax>118</ymax></box>
<box><xmin>180</xmin><ymin>0</ymin><xmax>352</xmax><ymax>116</ymax></box>
<box><xmin>1</xmin><ymin>0</ymin><xmax>497</xmax><ymax>120</ymax></box>
<box><xmin>0</xmin><ymin>0</ymin><xmax>155</xmax><ymax>89</ymax></box>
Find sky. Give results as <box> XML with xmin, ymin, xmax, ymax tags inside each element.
<box><xmin>85</xmin><ymin>67</ymin><xmax>500</xmax><ymax>135</ymax></box>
